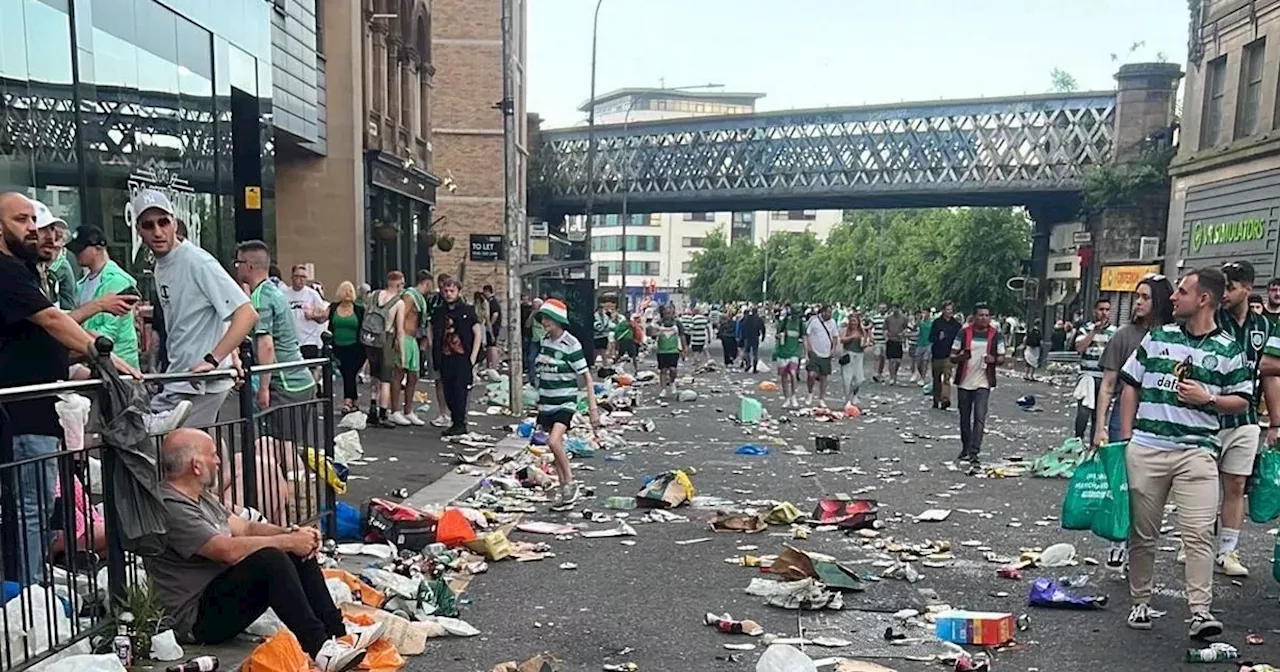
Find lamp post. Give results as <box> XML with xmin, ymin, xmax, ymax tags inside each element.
<box><xmin>583</xmin><ymin>0</ymin><xmax>604</xmax><ymax>259</ymax></box>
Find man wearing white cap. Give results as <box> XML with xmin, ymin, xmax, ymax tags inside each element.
<box><xmin>134</xmin><ymin>188</ymin><xmax>258</xmax><ymax>427</ymax></box>
<box><xmin>27</xmin><ymin>200</ymin><xmax>78</xmax><ymax>309</ymax></box>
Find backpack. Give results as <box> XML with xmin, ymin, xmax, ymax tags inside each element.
<box><xmin>360</xmin><ymin>290</ymin><xmax>403</xmax><ymax>348</ymax></box>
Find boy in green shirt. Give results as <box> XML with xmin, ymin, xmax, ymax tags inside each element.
<box><xmin>653</xmin><ymin>304</ymin><xmax>684</xmax><ymax>398</ymax></box>
<box><xmin>773</xmin><ymin>306</ymin><xmax>803</xmax><ymax>407</ymax></box>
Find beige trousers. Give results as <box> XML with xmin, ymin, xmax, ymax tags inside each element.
<box><xmin>1125</xmin><ymin>442</ymin><xmax>1220</xmax><ymax>612</ymax></box>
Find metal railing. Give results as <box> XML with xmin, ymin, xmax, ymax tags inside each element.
<box><xmin>0</xmin><ymin>337</ymin><xmax>338</xmax><ymax>671</ymax></box>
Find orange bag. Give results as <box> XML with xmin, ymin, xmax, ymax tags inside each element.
<box><xmin>434</xmin><ymin>508</ymin><xmax>475</xmax><ymax>546</ymax></box>
<box><xmin>323</xmin><ymin>568</ymin><xmax>386</xmax><ymax>608</ymax></box>
<box><xmin>243</xmin><ymin>630</ymin><xmax>310</xmax><ymax>672</ymax></box>
<box><xmin>357</xmin><ymin>639</ymin><xmax>404</xmax><ymax>672</ymax></box>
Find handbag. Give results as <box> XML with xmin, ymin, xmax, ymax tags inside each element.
<box><xmin>834</xmin><ymin>323</ymin><xmax>852</xmax><ymax>365</ymax></box>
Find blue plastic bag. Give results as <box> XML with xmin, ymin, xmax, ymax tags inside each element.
<box><xmin>334</xmin><ymin>502</ymin><xmax>362</xmax><ymax>541</ymax></box>
<box><xmin>735</xmin><ymin>444</ymin><xmax>769</xmax><ymax>456</ymax></box>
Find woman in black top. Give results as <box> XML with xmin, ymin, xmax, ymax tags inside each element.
<box><xmin>1022</xmin><ymin>319</ymin><xmax>1043</xmax><ymax>381</ymax></box>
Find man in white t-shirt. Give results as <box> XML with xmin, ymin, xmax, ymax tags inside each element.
<box><xmin>949</xmin><ymin>303</ymin><xmax>1006</xmax><ymax>466</ymax></box>
<box><xmin>281</xmin><ymin>264</ymin><xmax>328</xmax><ymax>360</ymax></box>
<box><xmin>802</xmin><ymin>304</ymin><xmax>839</xmax><ymax>407</ymax></box>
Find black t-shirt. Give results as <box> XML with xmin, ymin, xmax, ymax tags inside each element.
<box><xmin>488</xmin><ymin>296</ymin><xmax>502</xmax><ymax>333</ymax></box>
<box><xmin>431</xmin><ymin>300</ymin><xmax>479</xmax><ymax>360</ymax></box>
<box><xmin>929</xmin><ymin>316</ymin><xmax>962</xmax><ymax>360</ymax></box>
<box><xmin>0</xmin><ymin>254</ymin><xmax>67</xmax><ymax>437</ymax></box>
<box><xmin>1025</xmin><ymin>327</ymin><xmax>1042</xmax><ymax>348</ymax></box>
<box><xmin>519</xmin><ymin>303</ymin><xmax>533</xmax><ymax>341</ymax></box>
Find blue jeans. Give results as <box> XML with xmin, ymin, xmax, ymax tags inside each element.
<box><xmin>10</xmin><ymin>435</ymin><xmax>59</xmax><ymax>585</ymax></box>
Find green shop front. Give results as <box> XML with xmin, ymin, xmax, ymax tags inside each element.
<box><xmin>1177</xmin><ymin>168</ymin><xmax>1280</xmax><ymax>278</ymax></box>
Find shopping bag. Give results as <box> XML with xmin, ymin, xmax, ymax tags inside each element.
<box><xmin>810</xmin><ymin>495</ymin><xmax>879</xmax><ymax>530</ymax></box>
<box><xmin>1060</xmin><ymin>456</ymin><xmax>1107</xmax><ymax>530</ymax></box>
<box><xmin>1250</xmin><ymin>449</ymin><xmax>1280</xmax><ymax>523</ymax></box>
<box><xmin>1090</xmin><ymin>441</ymin><xmax>1130</xmax><ymax>542</ymax></box>
<box><xmin>243</xmin><ymin>631</ymin><xmax>309</xmax><ymax>672</ymax></box>
<box><xmin>635</xmin><ymin>470</ymin><xmax>696</xmax><ymax>508</ymax></box>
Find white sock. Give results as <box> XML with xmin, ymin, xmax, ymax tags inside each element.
<box><xmin>1218</xmin><ymin>528</ymin><xmax>1240</xmax><ymax>556</ymax></box>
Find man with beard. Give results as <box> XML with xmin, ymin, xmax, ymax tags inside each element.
<box><xmin>0</xmin><ymin>192</ymin><xmax>138</xmax><ymax>584</ymax></box>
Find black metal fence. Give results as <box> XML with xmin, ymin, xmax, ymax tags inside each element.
<box><xmin>0</xmin><ymin>341</ymin><xmax>337</xmax><ymax>671</ymax></box>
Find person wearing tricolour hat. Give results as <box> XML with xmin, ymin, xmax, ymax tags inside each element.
<box><xmin>134</xmin><ymin>188</ymin><xmax>259</xmax><ymax>428</ymax></box>
<box><xmin>66</xmin><ymin>225</ymin><xmax>143</xmax><ymax>369</ymax></box>
<box><xmin>534</xmin><ymin>298</ymin><xmax>600</xmax><ymax>507</ymax></box>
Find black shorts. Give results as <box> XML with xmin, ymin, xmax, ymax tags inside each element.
<box><xmin>806</xmin><ymin>356</ymin><xmax>832</xmax><ymax>376</ymax></box>
<box><xmin>594</xmin><ymin>337</ymin><xmax>609</xmax><ymax>353</ymax></box>
<box><xmin>657</xmin><ymin>353</ymin><xmax>679</xmax><ymax>370</ymax></box>
<box><xmin>691</xmin><ymin>344</ymin><xmax>705</xmax><ymax>353</ymax></box>
<box><xmin>536</xmin><ymin>409</ymin><xmax>575</xmax><ymax>431</ymax></box>
<box><xmin>300</xmin><ymin>344</ymin><xmax>320</xmax><ymax>360</ymax></box>
<box><xmin>886</xmin><ymin>340</ymin><xmax>904</xmax><ymax>360</ymax></box>
<box><xmin>616</xmin><ymin>339</ymin><xmax>638</xmax><ymax>360</ymax></box>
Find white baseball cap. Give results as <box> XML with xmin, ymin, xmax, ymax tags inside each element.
<box><xmin>131</xmin><ymin>189</ymin><xmax>175</xmax><ymax>220</ymax></box>
<box><xmin>27</xmin><ymin>198</ymin><xmax>66</xmax><ymax>230</ymax></box>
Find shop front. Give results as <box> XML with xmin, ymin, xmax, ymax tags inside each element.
<box><xmin>365</xmin><ymin>150</ymin><xmax>439</xmax><ymax>282</ymax></box>
<box><xmin>1177</xmin><ymin>168</ymin><xmax>1280</xmax><ymax>281</ymax></box>
<box><xmin>1099</xmin><ymin>263</ymin><xmax>1162</xmax><ymax>323</ymax></box>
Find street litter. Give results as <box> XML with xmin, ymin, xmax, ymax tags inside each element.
<box><xmin>724</xmin><ymin>643</ymin><xmax>757</xmax><ymax>651</ymax></box>
<box><xmin>735</xmin><ymin>444</ymin><xmax>770</xmax><ymax>456</ymax></box>
<box><xmin>756</xmin><ymin>644</ymin><xmax>818</xmax><ymax>672</ymax></box>
<box><xmin>515</xmin><ymin>521</ymin><xmax>577</xmax><ymax>536</ymax></box>
<box><xmin>815</xmin><ymin>436</ymin><xmax>840</xmax><ymax>454</ymax></box>
<box><xmin>934</xmin><ymin>611</ymin><xmax>1015</xmax><ymax>646</ymax></box>
<box><xmin>914</xmin><ymin>508</ymin><xmax>951</xmax><ymax>522</ymax></box>
<box><xmin>745</xmin><ymin>577</ymin><xmax>844</xmax><ymax>610</ymax></box>
<box><xmin>580</xmin><ymin>522</ymin><xmax>637</xmax><ymax>538</ymax></box>
<box><xmin>675</xmin><ymin>537</ymin><xmax>711</xmax><ymax>545</ymax></box>
<box><xmin>636</xmin><ymin>469</ymin><xmax>696</xmax><ymax>508</ymax></box>
<box><xmin>711</xmin><ymin>513</ymin><xmax>768</xmax><ymax>533</ymax></box>
<box><xmin>703</xmin><ymin>612</ymin><xmax>764</xmax><ymax>636</ymax></box>
<box><xmin>764</xmin><ymin>502</ymin><xmax>804</xmax><ymax>525</ymax></box>
<box><xmin>558</xmin><ymin>562</ymin><xmax>577</xmax><ymax>570</ymax></box>
<box><xmin>1026</xmin><ymin>576</ymin><xmax>1107</xmax><ymax>609</ymax></box>
<box><xmin>811</xmin><ymin>495</ymin><xmax>878</xmax><ymax>529</ymax></box>
<box><xmin>1037</xmin><ymin>542</ymin><xmax>1077</xmax><ymax>567</ymax></box>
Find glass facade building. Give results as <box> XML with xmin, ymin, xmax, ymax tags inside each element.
<box><xmin>1</xmin><ymin>0</ymin><xmax>275</xmax><ymax>284</ymax></box>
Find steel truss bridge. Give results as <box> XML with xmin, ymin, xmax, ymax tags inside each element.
<box><xmin>537</xmin><ymin>91</ymin><xmax>1117</xmax><ymax>214</ymax></box>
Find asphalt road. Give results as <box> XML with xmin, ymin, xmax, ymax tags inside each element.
<box><xmin>356</xmin><ymin>345</ymin><xmax>1280</xmax><ymax>672</ymax></box>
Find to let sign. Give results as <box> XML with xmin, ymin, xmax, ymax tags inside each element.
<box><xmin>469</xmin><ymin>234</ymin><xmax>505</xmax><ymax>262</ymax></box>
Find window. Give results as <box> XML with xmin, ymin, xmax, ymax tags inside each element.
<box><xmin>1238</xmin><ymin>39</ymin><xmax>1266</xmax><ymax>138</ymax></box>
<box><xmin>1202</xmin><ymin>54</ymin><xmax>1228</xmax><ymax>147</ymax></box>
<box><xmin>682</xmin><ymin>212</ymin><xmax>715</xmax><ymax>222</ymax></box>
<box><xmin>682</xmin><ymin>261</ymin><xmax>694</xmax><ymax>273</ymax></box>
<box><xmin>732</xmin><ymin>212</ymin><xmax>754</xmax><ymax>224</ymax></box>
<box><xmin>682</xmin><ymin>237</ymin><xmax>706</xmax><ymax>248</ymax></box>
<box><xmin>591</xmin><ymin>235</ymin><xmax>660</xmax><ymax>252</ymax></box>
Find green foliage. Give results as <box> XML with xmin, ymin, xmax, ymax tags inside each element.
<box><xmin>1050</xmin><ymin>68</ymin><xmax>1079</xmax><ymax>93</ymax></box>
<box><xmin>108</xmin><ymin>579</ymin><xmax>169</xmax><ymax>662</ymax></box>
<box><xmin>685</xmin><ymin>208</ymin><xmax>1031</xmax><ymax>315</ymax></box>
<box><xmin>1081</xmin><ymin>142</ymin><xmax>1174</xmax><ymax>212</ymax></box>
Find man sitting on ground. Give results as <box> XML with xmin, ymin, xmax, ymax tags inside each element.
<box><xmin>146</xmin><ymin>428</ymin><xmax>380</xmax><ymax>672</ymax></box>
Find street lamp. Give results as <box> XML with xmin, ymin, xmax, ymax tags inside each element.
<box><xmin>617</xmin><ymin>82</ymin><xmax>722</xmax><ymax>311</ymax></box>
<box><xmin>583</xmin><ymin>0</ymin><xmax>604</xmax><ymax>257</ymax></box>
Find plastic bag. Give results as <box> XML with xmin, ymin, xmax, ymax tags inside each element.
<box><xmin>37</xmin><ymin>653</ymin><xmax>126</xmax><ymax>672</ymax></box>
<box><xmin>356</xmin><ymin>639</ymin><xmax>404</xmax><ymax>672</ymax></box>
<box><xmin>1090</xmin><ymin>441</ymin><xmax>1130</xmax><ymax>542</ymax></box>
<box><xmin>245</xmin><ymin>608</ymin><xmax>285</xmax><ymax>637</ymax></box>
<box><xmin>334</xmin><ymin>431</ymin><xmax>364</xmax><ymax>463</ymax></box>
<box><xmin>149</xmin><ymin>629</ymin><xmax>184</xmax><ymax>661</ymax></box>
<box><xmin>3</xmin><ymin>585</ymin><xmax>80</xmax><ymax>664</ymax></box>
<box><xmin>243</xmin><ymin>631</ymin><xmax>310</xmax><ymax>672</ymax></box>
<box><xmin>1250</xmin><ymin>449</ymin><xmax>1280</xmax><ymax>523</ymax></box>
<box><xmin>1060</xmin><ymin>456</ymin><xmax>1107</xmax><ymax>529</ymax></box>
<box><xmin>305</xmin><ymin>447</ymin><xmax>349</xmax><ymax>495</ymax></box>
<box><xmin>338</xmin><ymin>412</ymin><xmax>368</xmax><ymax>431</ymax></box>
<box><xmin>55</xmin><ymin>393</ymin><xmax>92</xmax><ymax>454</ymax></box>
<box><xmin>756</xmin><ymin>644</ymin><xmax>818</xmax><ymax>672</ymax></box>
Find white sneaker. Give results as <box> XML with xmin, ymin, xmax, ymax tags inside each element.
<box><xmin>146</xmin><ymin>400</ymin><xmax>194</xmax><ymax>436</ymax></box>
<box><xmin>658</xmin><ymin>387</ymin><xmax>668</xmax><ymax>399</ymax></box>
<box><xmin>817</xmin><ymin>399</ymin><xmax>828</xmax><ymax>409</ymax></box>
<box><xmin>346</xmin><ymin>621</ymin><xmax>386</xmax><ymax>651</ymax></box>
<box><xmin>315</xmin><ymin>638</ymin><xmax>365</xmax><ymax>672</ymax></box>
<box><xmin>1216</xmin><ymin>550</ymin><xmax>1249</xmax><ymax>577</ymax></box>
<box><xmin>789</xmin><ymin>396</ymin><xmax>799</xmax><ymax>408</ymax></box>
<box><xmin>388</xmin><ymin>412</ymin><xmax>412</xmax><ymax>426</ymax></box>
<box><xmin>560</xmin><ymin>482</ymin><xmax>581</xmax><ymax>506</ymax></box>
<box><xmin>430</xmin><ymin>415</ymin><xmax>450</xmax><ymax>428</ymax></box>
<box><xmin>804</xmin><ymin>394</ymin><xmax>814</xmax><ymax>406</ymax></box>
<box><xmin>406</xmin><ymin>413</ymin><xmax>426</xmax><ymax>426</ymax></box>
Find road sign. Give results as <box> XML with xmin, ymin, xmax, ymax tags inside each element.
<box><xmin>1072</xmin><ymin>231</ymin><xmax>1092</xmax><ymax>245</ymax></box>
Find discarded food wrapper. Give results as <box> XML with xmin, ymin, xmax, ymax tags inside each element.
<box><xmin>490</xmin><ymin>654</ymin><xmax>555</xmax><ymax>672</ymax></box>
<box><xmin>678</xmin><ymin>389</ymin><xmax>699</xmax><ymax>402</ymax></box>
<box><xmin>934</xmin><ymin>610</ymin><xmax>1015</xmax><ymax>646</ymax></box>
<box><xmin>515</xmin><ymin>521</ymin><xmax>577</xmax><ymax>536</ymax></box>
<box><xmin>636</xmin><ymin>469</ymin><xmax>696</xmax><ymax>509</ymax></box>
<box><xmin>1038</xmin><ymin>542</ymin><xmax>1077</xmax><ymax>567</ymax></box>
<box><xmin>759</xmin><ymin>381</ymin><xmax>778</xmax><ymax>392</ymax></box>
<box><xmin>764</xmin><ymin>502</ymin><xmax>804</xmax><ymax>525</ymax></box>
<box><xmin>745</xmin><ymin>577</ymin><xmax>843</xmax><ymax>611</ymax></box>
<box><xmin>755</xmin><ymin>643</ymin><xmax>819</xmax><ymax>672</ymax></box>
<box><xmin>703</xmin><ymin>611</ymin><xmax>765</xmax><ymax>636</ymax></box>
<box><xmin>579</xmin><ymin>522</ymin><xmax>638</xmax><ymax>538</ymax></box>
<box><xmin>814</xmin><ymin>436</ymin><xmax>840</xmax><ymax>454</ymax></box>
<box><xmin>1027</xmin><ymin>576</ymin><xmax>1107</xmax><ymax>610</ymax></box>
<box><xmin>915</xmin><ymin>508</ymin><xmax>951</xmax><ymax>522</ymax></box>
<box><xmin>460</xmin><ymin>529</ymin><xmax>513</xmax><ymax>561</ymax></box>
<box><xmin>811</xmin><ymin>495</ymin><xmax>878</xmax><ymax>529</ymax></box>
<box><xmin>711</xmin><ymin>513</ymin><xmax>768</xmax><ymax>533</ymax></box>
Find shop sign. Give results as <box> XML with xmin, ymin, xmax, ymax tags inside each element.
<box><xmin>126</xmin><ymin>164</ymin><xmax>201</xmax><ymax>267</ymax></box>
<box><xmin>1100</xmin><ymin>264</ymin><xmax>1161</xmax><ymax>292</ymax></box>
<box><xmin>469</xmin><ymin>234</ymin><xmax>505</xmax><ymax>262</ymax></box>
<box><xmin>1189</xmin><ymin>217</ymin><xmax>1266</xmax><ymax>252</ymax></box>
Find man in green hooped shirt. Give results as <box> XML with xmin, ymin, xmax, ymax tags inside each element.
<box><xmin>652</xmin><ymin>304</ymin><xmax>684</xmax><ymax>398</ymax></box>
<box><xmin>235</xmin><ymin>240</ymin><xmax>315</xmax><ymax>442</ymax></box>
<box><xmin>773</xmin><ymin>305</ymin><xmax>803</xmax><ymax>408</ymax></box>
<box><xmin>611</xmin><ymin>311</ymin><xmax>638</xmax><ymax>362</ymax></box>
<box><xmin>914</xmin><ymin>309</ymin><xmax>934</xmax><ymax>387</ymax></box>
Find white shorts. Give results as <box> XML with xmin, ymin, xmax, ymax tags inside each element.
<box><xmin>872</xmin><ymin>343</ymin><xmax>885</xmax><ymax>358</ymax></box>
<box><xmin>1218</xmin><ymin>424</ymin><xmax>1261</xmax><ymax>476</ymax></box>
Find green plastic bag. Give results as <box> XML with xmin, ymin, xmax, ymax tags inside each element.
<box><xmin>1249</xmin><ymin>449</ymin><xmax>1280</xmax><ymax>523</ymax></box>
<box><xmin>1090</xmin><ymin>441</ymin><xmax>1131</xmax><ymax>542</ymax></box>
<box><xmin>1060</xmin><ymin>455</ymin><xmax>1108</xmax><ymax>529</ymax></box>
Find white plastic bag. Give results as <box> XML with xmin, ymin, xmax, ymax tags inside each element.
<box><xmin>55</xmin><ymin>394</ymin><xmax>92</xmax><ymax>453</ymax></box>
<box><xmin>334</xmin><ymin>431</ymin><xmax>364</xmax><ymax>463</ymax></box>
<box><xmin>325</xmin><ymin>577</ymin><xmax>354</xmax><ymax>606</ymax></box>
<box><xmin>31</xmin><ymin>653</ymin><xmax>124</xmax><ymax>672</ymax></box>
<box><xmin>245</xmin><ymin>608</ymin><xmax>285</xmax><ymax>637</ymax></box>
<box><xmin>338</xmin><ymin>412</ymin><xmax>368</xmax><ymax>432</ymax></box>
<box><xmin>3</xmin><ymin>586</ymin><xmax>80</xmax><ymax>665</ymax></box>
<box><xmin>756</xmin><ymin>644</ymin><xmax>818</xmax><ymax>672</ymax></box>
<box><xmin>149</xmin><ymin>629</ymin><xmax>184</xmax><ymax>661</ymax></box>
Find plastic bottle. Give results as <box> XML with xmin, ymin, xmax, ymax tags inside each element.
<box><xmin>703</xmin><ymin>612</ymin><xmax>763</xmax><ymax>636</ymax></box>
<box><xmin>112</xmin><ymin>626</ymin><xmax>132</xmax><ymax>668</ymax></box>
<box><xmin>604</xmin><ymin>496</ymin><xmax>634</xmax><ymax>509</ymax></box>
<box><xmin>166</xmin><ymin>656</ymin><xmax>220</xmax><ymax>672</ymax></box>
<box><xmin>1186</xmin><ymin>644</ymin><xmax>1239</xmax><ymax>663</ymax></box>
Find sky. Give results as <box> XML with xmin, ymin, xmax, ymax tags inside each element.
<box><xmin>527</xmin><ymin>0</ymin><xmax>1190</xmax><ymax>128</ymax></box>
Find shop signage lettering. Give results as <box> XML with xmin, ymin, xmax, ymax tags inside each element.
<box><xmin>1190</xmin><ymin>217</ymin><xmax>1266</xmax><ymax>252</ymax></box>
<box><xmin>469</xmin><ymin>234</ymin><xmax>505</xmax><ymax>262</ymax></box>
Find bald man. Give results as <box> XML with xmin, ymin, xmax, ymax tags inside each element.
<box><xmin>145</xmin><ymin>429</ymin><xmax>378</xmax><ymax>671</ymax></box>
<box><xmin>0</xmin><ymin>192</ymin><xmax>139</xmax><ymax>584</ymax></box>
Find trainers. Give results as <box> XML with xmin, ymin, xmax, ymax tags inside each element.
<box><xmin>560</xmin><ymin>482</ymin><xmax>581</xmax><ymax>506</ymax></box>
<box><xmin>145</xmin><ymin>400</ymin><xmax>194</xmax><ymax>436</ymax></box>
<box><xmin>1215</xmin><ymin>551</ymin><xmax>1249</xmax><ymax>577</ymax></box>
<box><xmin>388</xmin><ymin>412</ymin><xmax>412</xmax><ymax>426</ymax></box>
<box><xmin>1126</xmin><ymin>603</ymin><xmax>1153</xmax><ymax>631</ymax></box>
<box><xmin>781</xmin><ymin>397</ymin><xmax>793</xmax><ymax>409</ymax></box>
<box><xmin>1188</xmin><ymin>611</ymin><xmax>1223</xmax><ymax>639</ymax></box>
<box><xmin>430</xmin><ymin>415</ymin><xmax>451</xmax><ymax>428</ymax></box>
<box><xmin>1106</xmin><ymin>543</ymin><xmax>1127</xmax><ymax>572</ymax></box>
<box><xmin>406</xmin><ymin>413</ymin><xmax>426</xmax><ymax>426</ymax></box>
<box><xmin>346</xmin><ymin>621</ymin><xmax>386</xmax><ymax>651</ymax></box>
<box><xmin>817</xmin><ymin>399</ymin><xmax>828</xmax><ymax>409</ymax></box>
<box><xmin>1177</xmin><ymin>544</ymin><xmax>1186</xmax><ymax>564</ymax></box>
<box><xmin>315</xmin><ymin>639</ymin><xmax>366</xmax><ymax>672</ymax></box>
<box><xmin>658</xmin><ymin>387</ymin><xmax>668</xmax><ymax>399</ymax></box>
<box><xmin>442</xmin><ymin>425</ymin><xmax>467</xmax><ymax>437</ymax></box>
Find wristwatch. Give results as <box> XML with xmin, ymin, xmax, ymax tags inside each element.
<box><xmin>203</xmin><ymin>353</ymin><xmax>219</xmax><ymax>367</ymax></box>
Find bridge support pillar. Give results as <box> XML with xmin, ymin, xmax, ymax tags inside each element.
<box><xmin>1026</xmin><ymin>199</ymin><xmax>1081</xmax><ymax>330</ymax></box>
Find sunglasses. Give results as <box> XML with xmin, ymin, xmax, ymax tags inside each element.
<box><xmin>138</xmin><ymin>217</ymin><xmax>173</xmax><ymax>231</ymax></box>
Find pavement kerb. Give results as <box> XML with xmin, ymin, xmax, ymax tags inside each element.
<box><xmin>401</xmin><ymin>435</ymin><xmax>527</xmax><ymax>510</ymax></box>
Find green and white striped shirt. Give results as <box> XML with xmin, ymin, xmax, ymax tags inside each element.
<box><xmin>1120</xmin><ymin>323</ymin><xmax>1252</xmax><ymax>451</ymax></box>
<box><xmin>1076</xmin><ymin>321</ymin><xmax>1117</xmax><ymax>378</ymax></box>
<box><xmin>1218</xmin><ymin>308</ymin><xmax>1280</xmax><ymax>428</ymax></box>
<box><xmin>535</xmin><ymin>331</ymin><xmax>589</xmax><ymax>413</ymax></box>
<box><xmin>689</xmin><ymin>314</ymin><xmax>709</xmax><ymax>346</ymax></box>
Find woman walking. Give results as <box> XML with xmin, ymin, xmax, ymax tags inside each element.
<box><xmin>718</xmin><ymin>307</ymin><xmax>739</xmax><ymax>366</ymax></box>
<box><xmin>328</xmin><ymin>281</ymin><xmax>367</xmax><ymax>414</ymax></box>
<box><xmin>1022</xmin><ymin>319</ymin><xmax>1043</xmax><ymax>381</ymax></box>
<box><xmin>839</xmin><ymin>311</ymin><xmax>870</xmax><ymax>405</ymax></box>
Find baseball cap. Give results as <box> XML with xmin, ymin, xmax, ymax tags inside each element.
<box><xmin>131</xmin><ymin>189</ymin><xmax>175</xmax><ymax>220</ymax></box>
<box><xmin>66</xmin><ymin>225</ymin><xmax>108</xmax><ymax>255</ymax></box>
<box><xmin>27</xmin><ymin>198</ymin><xmax>66</xmax><ymax>230</ymax></box>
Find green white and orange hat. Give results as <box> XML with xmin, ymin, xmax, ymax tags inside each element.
<box><xmin>537</xmin><ymin>298</ymin><xmax>571</xmax><ymax>326</ymax></box>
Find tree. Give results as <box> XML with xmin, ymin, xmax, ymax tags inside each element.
<box><xmin>684</xmin><ymin>207</ymin><xmax>1031</xmax><ymax>314</ymax></box>
<box><xmin>1050</xmin><ymin>68</ymin><xmax>1078</xmax><ymax>93</ymax></box>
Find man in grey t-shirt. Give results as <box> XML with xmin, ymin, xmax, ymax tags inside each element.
<box><xmin>135</xmin><ymin>190</ymin><xmax>257</xmax><ymax>427</ymax></box>
<box><xmin>146</xmin><ymin>429</ymin><xmax>374</xmax><ymax>670</ymax></box>
<box><xmin>883</xmin><ymin>303</ymin><xmax>909</xmax><ymax>385</ymax></box>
